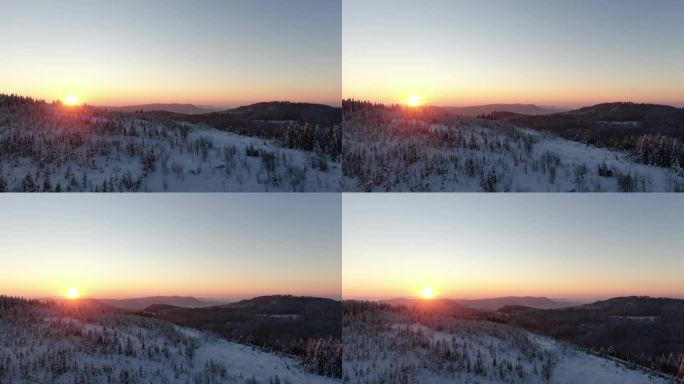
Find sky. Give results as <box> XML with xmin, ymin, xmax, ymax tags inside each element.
<box><xmin>0</xmin><ymin>194</ymin><xmax>341</xmax><ymax>300</ymax></box>
<box><xmin>0</xmin><ymin>0</ymin><xmax>341</xmax><ymax>107</ymax></box>
<box><xmin>343</xmin><ymin>194</ymin><xmax>684</xmax><ymax>301</ymax></box>
<box><xmin>343</xmin><ymin>0</ymin><xmax>684</xmax><ymax>108</ymax></box>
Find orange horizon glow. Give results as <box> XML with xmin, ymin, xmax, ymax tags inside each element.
<box><xmin>343</xmin><ymin>195</ymin><xmax>684</xmax><ymax>303</ymax></box>
<box><xmin>0</xmin><ymin>195</ymin><xmax>341</xmax><ymax>303</ymax></box>
<box><xmin>343</xmin><ymin>88</ymin><xmax>684</xmax><ymax>109</ymax></box>
<box><xmin>8</xmin><ymin>88</ymin><xmax>340</xmax><ymax>109</ymax></box>
<box><xmin>343</xmin><ymin>2</ymin><xmax>684</xmax><ymax>110</ymax></box>
<box><xmin>1</xmin><ymin>276</ymin><xmax>340</xmax><ymax>301</ymax></box>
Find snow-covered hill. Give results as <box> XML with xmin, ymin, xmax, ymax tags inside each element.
<box><xmin>342</xmin><ymin>115</ymin><xmax>684</xmax><ymax>192</ymax></box>
<box><xmin>0</xmin><ymin>97</ymin><xmax>340</xmax><ymax>192</ymax></box>
<box><xmin>343</xmin><ymin>302</ymin><xmax>671</xmax><ymax>384</ymax></box>
<box><xmin>0</xmin><ymin>297</ymin><xmax>337</xmax><ymax>383</ymax></box>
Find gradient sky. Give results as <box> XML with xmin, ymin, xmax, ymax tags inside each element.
<box><xmin>0</xmin><ymin>194</ymin><xmax>341</xmax><ymax>300</ymax></box>
<box><xmin>343</xmin><ymin>194</ymin><xmax>684</xmax><ymax>301</ymax></box>
<box><xmin>0</xmin><ymin>0</ymin><xmax>341</xmax><ymax>107</ymax></box>
<box><xmin>344</xmin><ymin>0</ymin><xmax>684</xmax><ymax>108</ymax></box>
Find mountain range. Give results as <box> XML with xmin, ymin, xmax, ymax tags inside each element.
<box><xmin>383</xmin><ymin>295</ymin><xmax>583</xmax><ymax>312</ymax></box>
<box><xmin>98</xmin><ymin>101</ymin><xmax>342</xmax><ymax>127</ymax></box>
<box><xmin>99</xmin><ymin>103</ymin><xmax>220</xmax><ymax>114</ymax></box>
<box><xmin>436</xmin><ymin>103</ymin><xmax>567</xmax><ymax>116</ymax></box>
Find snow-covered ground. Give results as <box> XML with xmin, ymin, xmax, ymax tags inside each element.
<box><xmin>343</xmin><ymin>305</ymin><xmax>671</xmax><ymax>384</ymax></box>
<box><xmin>0</xmin><ymin>105</ymin><xmax>340</xmax><ymax>192</ymax></box>
<box><xmin>343</xmin><ymin>117</ymin><xmax>684</xmax><ymax>192</ymax></box>
<box><xmin>0</xmin><ymin>301</ymin><xmax>337</xmax><ymax>383</ymax></box>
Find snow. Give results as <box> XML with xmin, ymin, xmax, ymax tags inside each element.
<box><xmin>195</xmin><ymin>337</ymin><xmax>336</xmax><ymax>384</ymax></box>
<box><xmin>0</xmin><ymin>300</ymin><xmax>336</xmax><ymax>383</ymax></box>
<box><xmin>343</xmin><ymin>306</ymin><xmax>670</xmax><ymax>384</ymax></box>
<box><xmin>0</xmin><ymin>103</ymin><xmax>341</xmax><ymax>192</ymax></box>
<box><xmin>343</xmin><ymin>116</ymin><xmax>684</xmax><ymax>192</ymax></box>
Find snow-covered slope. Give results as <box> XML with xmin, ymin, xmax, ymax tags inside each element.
<box><xmin>343</xmin><ymin>117</ymin><xmax>684</xmax><ymax>192</ymax></box>
<box><xmin>0</xmin><ymin>101</ymin><xmax>340</xmax><ymax>192</ymax></box>
<box><xmin>343</xmin><ymin>303</ymin><xmax>670</xmax><ymax>384</ymax></box>
<box><xmin>0</xmin><ymin>298</ymin><xmax>337</xmax><ymax>383</ymax></box>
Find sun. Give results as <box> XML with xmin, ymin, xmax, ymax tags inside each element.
<box><xmin>421</xmin><ymin>287</ymin><xmax>434</xmax><ymax>300</ymax></box>
<box><xmin>66</xmin><ymin>287</ymin><xmax>80</xmax><ymax>300</ymax></box>
<box><xmin>407</xmin><ymin>95</ymin><xmax>421</xmax><ymax>107</ymax></box>
<box><xmin>64</xmin><ymin>95</ymin><xmax>79</xmax><ymax>106</ymax></box>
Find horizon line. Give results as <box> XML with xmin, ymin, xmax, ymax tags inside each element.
<box><xmin>342</xmin><ymin>98</ymin><xmax>684</xmax><ymax>109</ymax></box>
<box><xmin>343</xmin><ymin>293</ymin><xmax>684</xmax><ymax>302</ymax></box>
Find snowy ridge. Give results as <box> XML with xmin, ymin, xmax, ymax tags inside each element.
<box><xmin>0</xmin><ymin>297</ymin><xmax>337</xmax><ymax>383</ymax></box>
<box><xmin>0</xmin><ymin>98</ymin><xmax>340</xmax><ymax>192</ymax></box>
<box><xmin>343</xmin><ymin>115</ymin><xmax>684</xmax><ymax>192</ymax></box>
<box><xmin>342</xmin><ymin>302</ymin><xmax>670</xmax><ymax>384</ymax></box>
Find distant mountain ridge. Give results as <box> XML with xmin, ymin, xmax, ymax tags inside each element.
<box><xmin>438</xmin><ymin>103</ymin><xmax>566</xmax><ymax>116</ymax></box>
<box><xmin>108</xmin><ymin>101</ymin><xmax>342</xmax><ymax>126</ymax></box>
<box><xmin>383</xmin><ymin>296</ymin><xmax>579</xmax><ymax>312</ymax></box>
<box><xmin>455</xmin><ymin>296</ymin><xmax>581</xmax><ymax>311</ymax></box>
<box><xmin>100</xmin><ymin>103</ymin><xmax>220</xmax><ymax>114</ymax></box>
<box><xmin>99</xmin><ymin>296</ymin><xmax>220</xmax><ymax>311</ymax></box>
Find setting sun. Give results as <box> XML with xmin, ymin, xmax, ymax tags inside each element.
<box><xmin>64</xmin><ymin>95</ymin><xmax>78</xmax><ymax>106</ymax></box>
<box><xmin>66</xmin><ymin>287</ymin><xmax>80</xmax><ymax>299</ymax></box>
<box><xmin>407</xmin><ymin>95</ymin><xmax>421</xmax><ymax>107</ymax></box>
<box><xmin>421</xmin><ymin>287</ymin><xmax>434</xmax><ymax>300</ymax></box>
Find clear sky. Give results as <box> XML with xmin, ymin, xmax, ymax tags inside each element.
<box><xmin>0</xmin><ymin>0</ymin><xmax>341</xmax><ymax>107</ymax></box>
<box><xmin>0</xmin><ymin>194</ymin><xmax>341</xmax><ymax>300</ymax></box>
<box><xmin>343</xmin><ymin>0</ymin><xmax>684</xmax><ymax>108</ymax></box>
<box><xmin>343</xmin><ymin>194</ymin><xmax>684</xmax><ymax>301</ymax></box>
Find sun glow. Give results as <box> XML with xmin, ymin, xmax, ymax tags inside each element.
<box><xmin>407</xmin><ymin>95</ymin><xmax>421</xmax><ymax>107</ymax></box>
<box><xmin>421</xmin><ymin>287</ymin><xmax>434</xmax><ymax>300</ymax></box>
<box><xmin>64</xmin><ymin>95</ymin><xmax>79</xmax><ymax>106</ymax></box>
<box><xmin>66</xmin><ymin>287</ymin><xmax>80</xmax><ymax>300</ymax></box>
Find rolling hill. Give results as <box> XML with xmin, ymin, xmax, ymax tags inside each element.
<box><xmin>492</xmin><ymin>102</ymin><xmax>684</xmax><ymax>170</ymax></box>
<box><xmin>143</xmin><ymin>295</ymin><xmax>342</xmax><ymax>376</ymax></box>
<box><xmin>343</xmin><ymin>300</ymin><xmax>670</xmax><ymax>384</ymax></box>
<box><xmin>499</xmin><ymin>296</ymin><xmax>684</xmax><ymax>378</ymax></box>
